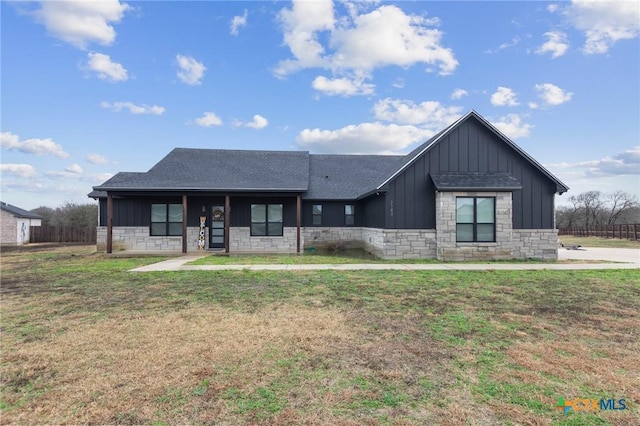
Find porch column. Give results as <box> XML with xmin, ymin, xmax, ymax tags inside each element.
<box><xmin>296</xmin><ymin>195</ymin><xmax>301</xmax><ymax>254</ymax></box>
<box><xmin>106</xmin><ymin>193</ymin><xmax>113</xmax><ymax>254</ymax></box>
<box><xmin>182</xmin><ymin>195</ymin><xmax>188</xmax><ymax>253</ymax></box>
<box><xmin>224</xmin><ymin>195</ymin><xmax>230</xmax><ymax>253</ymax></box>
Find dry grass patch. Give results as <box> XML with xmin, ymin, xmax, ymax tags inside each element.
<box><xmin>2</xmin><ymin>305</ymin><xmax>355</xmax><ymax>424</ymax></box>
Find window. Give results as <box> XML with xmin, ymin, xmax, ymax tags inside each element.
<box><xmin>312</xmin><ymin>204</ymin><xmax>322</xmax><ymax>226</ymax></box>
<box><xmin>251</xmin><ymin>204</ymin><xmax>283</xmax><ymax>236</ymax></box>
<box><xmin>151</xmin><ymin>203</ymin><xmax>183</xmax><ymax>236</ymax></box>
<box><xmin>345</xmin><ymin>204</ymin><xmax>355</xmax><ymax>226</ymax></box>
<box><xmin>456</xmin><ymin>197</ymin><xmax>495</xmax><ymax>242</ymax></box>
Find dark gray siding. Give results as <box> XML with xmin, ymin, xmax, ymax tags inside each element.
<box><xmin>361</xmin><ymin>194</ymin><xmax>385</xmax><ymax>228</ymax></box>
<box><xmin>386</xmin><ymin>116</ymin><xmax>557</xmax><ymax>229</ymax></box>
<box><xmin>302</xmin><ymin>201</ymin><xmax>360</xmax><ymax>227</ymax></box>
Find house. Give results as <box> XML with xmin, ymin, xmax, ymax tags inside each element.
<box><xmin>0</xmin><ymin>202</ymin><xmax>43</xmax><ymax>246</ymax></box>
<box><xmin>89</xmin><ymin>111</ymin><xmax>568</xmax><ymax>260</ymax></box>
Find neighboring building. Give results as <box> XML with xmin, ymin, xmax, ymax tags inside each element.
<box><xmin>0</xmin><ymin>202</ymin><xmax>43</xmax><ymax>246</ymax></box>
<box><xmin>89</xmin><ymin>111</ymin><xmax>568</xmax><ymax>260</ymax></box>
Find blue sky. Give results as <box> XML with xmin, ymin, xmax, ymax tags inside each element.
<box><xmin>1</xmin><ymin>0</ymin><xmax>639</xmax><ymax>210</ymax></box>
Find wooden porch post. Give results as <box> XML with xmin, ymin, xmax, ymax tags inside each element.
<box><xmin>182</xmin><ymin>195</ymin><xmax>188</xmax><ymax>253</ymax></box>
<box><xmin>296</xmin><ymin>195</ymin><xmax>301</xmax><ymax>254</ymax></box>
<box><xmin>224</xmin><ymin>195</ymin><xmax>230</xmax><ymax>253</ymax></box>
<box><xmin>106</xmin><ymin>193</ymin><xmax>113</xmax><ymax>254</ymax></box>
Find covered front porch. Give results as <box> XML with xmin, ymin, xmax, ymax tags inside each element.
<box><xmin>102</xmin><ymin>193</ymin><xmax>303</xmax><ymax>254</ymax></box>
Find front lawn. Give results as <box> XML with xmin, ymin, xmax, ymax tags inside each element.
<box><xmin>1</xmin><ymin>246</ymin><xmax>638</xmax><ymax>425</ymax></box>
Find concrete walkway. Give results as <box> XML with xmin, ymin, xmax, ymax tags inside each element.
<box><xmin>130</xmin><ymin>248</ymin><xmax>640</xmax><ymax>272</ymax></box>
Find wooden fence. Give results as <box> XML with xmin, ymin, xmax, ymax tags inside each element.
<box><xmin>30</xmin><ymin>226</ymin><xmax>97</xmax><ymax>244</ymax></box>
<box><xmin>558</xmin><ymin>224</ymin><xmax>639</xmax><ymax>240</ymax></box>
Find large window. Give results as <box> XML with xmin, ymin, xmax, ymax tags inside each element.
<box><xmin>312</xmin><ymin>204</ymin><xmax>322</xmax><ymax>226</ymax></box>
<box><xmin>345</xmin><ymin>204</ymin><xmax>355</xmax><ymax>226</ymax></box>
<box><xmin>456</xmin><ymin>197</ymin><xmax>495</xmax><ymax>242</ymax></box>
<box><xmin>251</xmin><ymin>204</ymin><xmax>283</xmax><ymax>236</ymax></box>
<box><xmin>151</xmin><ymin>203</ymin><xmax>183</xmax><ymax>236</ymax></box>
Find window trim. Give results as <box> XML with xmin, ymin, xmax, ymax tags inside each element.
<box><xmin>251</xmin><ymin>203</ymin><xmax>284</xmax><ymax>237</ymax></box>
<box><xmin>455</xmin><ymin>197</ymin><xmax>496</xmax><ymax>243</ymax></box>
<box><xmin>345</xmin><ymin>204</ymin><xmax>355</xmax><ymax>226</ymax></box>
<box><xmin>150</xmin><ymin>203</ymin><xmax>183</xmax><ymax>236</ymax></box>
<box><xmin>312</xmin><ymin>204</ymin><xmax>322</xmax><ymax>226</ymax></box>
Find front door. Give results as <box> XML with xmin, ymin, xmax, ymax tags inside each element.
<box><xmin>210</xmin><ymin>205</ymin><xmax>225</xmax><ymax>249</ymax></box>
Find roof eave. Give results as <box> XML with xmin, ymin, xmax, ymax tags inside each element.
<box><xmin>434</xmin><ymin>186</ymin><xmax>523</xmax><ymax>192</ymax></box>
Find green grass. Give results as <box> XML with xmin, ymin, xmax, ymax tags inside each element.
<box><xmin>1</xmin><ymin>246</ymin><xmax>638</xmax><ymax>425</ymax></box>
<box><xmin>187</xmin><ymin>250</ymin><xmax>579</xmax><ymax>265</ymax></box>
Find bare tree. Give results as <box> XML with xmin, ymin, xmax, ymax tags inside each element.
<box><xmin>557</xmin><ymin>190</ymin><xmax>639</xmax><ymax>228</ymax></box>
<box><xmin>604</xmin><ymin>191</ymin><xmax>638</xmax><ymax>225</ymax></box>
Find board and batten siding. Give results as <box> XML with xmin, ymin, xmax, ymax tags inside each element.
<box><xmin>385</xmin><ymin>116</ymin><xmax>557</xmax><ymax>230</ymax></box>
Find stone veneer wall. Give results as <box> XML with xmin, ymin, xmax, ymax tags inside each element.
<box><xmin>229</xmin><ymin>227</ymin><xmax>300</xmax><ymax>253</ymax></box>
<box><xmin>97</xmin><ymin>226</ymin><xmax>204</xmax><ymax>252</ymax></box>
<box><xmin>303</xmin><ymin>227</ymin><xmax>436</xmax><ymax>260</ymax></box>
<box><xmin>436</xmin><ymin>191</ymin><xmax>514</xmax><ymax>261</ymax></box>
<box><xmin>513</xmin><ymin>229</ymin><xmax>559</xmax><ymax>260</ymax></box>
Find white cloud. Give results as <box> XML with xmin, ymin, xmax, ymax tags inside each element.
<box><xmin>230</xmin><ymin>9</ymin><xmax>248</xmax><ymax>36</ymax></box>
<box><xmin>549</xmin><ymin>146</ymin><xmax>640</xmax><ymax>177</ymax></box>
<box><xmin>86</xmin><ymin>153</ymin><xmax>108</xmax><ymax>164</ymax></box>
<box><xmin>490</xmin><ymin>86</ymin><xmax>519</xmax><ymax>107</ymax></box>
<box><xmin>46</xmin><ymin>163</ymin><xmax>84</xmax><ymax>179</ymax></box>
<box><xmin>275</xmin><ymin>1</ymin><xmax>458</xmax><ymax>93</ymax></box>
<box><xmin>29</xmin><ymin>0</ymin><xmax>130</xmax><ymax>49</ymax></box>
<box><xmin>0</xmin><ymin>163</ymin><xmax>37</xmax><ymax>178</ymax></box>
<box><xmin>491</xmin><ymin>114</ymin><xmax>532</xmax><ymax>139</ymax></box>
<box><xmin>275</xmin><ymin>0</ymin><xmax>335</xmax><ymax>76</ymax></box>
<box><xmin>245</xmin><ymin>114</ymin><xmax>269</xmax><ymax>130</ymax></box>
<box><xmin>450</xmin><ymin>88</ymin><xmax>468</xmax><ymax>100</ymax></box>
<box><xmin>548</xmin><ymin>4</ymin><xmax>559</xmax><ymax>13</ymax></box>
<box><xmin>373</xmin><ymin>99</ymin><xmax>462</xmax><ymax>129</ymax></box>
<box><xmin>86</xmin><ymin>52</ymin><xmax>128</xmax><ymax>82</ymax></box>
<box><xmin>296</xmin><ymin>122</ymin><xmax>434</xmax><ymax>154</ymax></box>
<box><xmin>101</xmin><ymin>101</ymin><xmax>165</xmax><ymax>115</ymax></box>
<box><xmin>536</xmin><ymin>31</ymin><xmax>569</xmax><ymax>58</ymax></box>
<box><xmin>566</xmin><ymin>0</ymin><xmax>640</xmax><ymax>54</ymax></box>
<box><xmin>194</xmin><ymin>112</ymin><xmax>223</xmax><ymax>127</ymax></box>
<box><xmin>330</xmin><ymin>5</ymin><xmax>458</xmax><ymax>75</ymax></box>
<box><xmin>312</xmin><ymin>75</ymin><xmax>375</xmax><ymax>96</ymax></box>
<box><xmin>176</xmin><ymin>54</ymin><xmax>206</xmax><ymax>85</ymax></box>
<box><xmin>1</xmin><ymin>131</ymin><xmax>69</xmax><ymax>158</ymax></box>
<box><xmin>534</xmin><ymin>83</ymin><xmax>573</xmax><ymax>106</ymax></box>
<box><xmin>391</xmin><ymin>78</ymin><xmax>405</xmax><ymax>89</ymax></box>
<box><xmin>485</xmin><ymin>37</ymin><xmax>520</xmax><ymax>54</ymax></box>
<box><xmin>296</xmin><ymin>97</ymin><xmax>463</xmax><ymax>154</ymax></box>
<box><xmin>528</xmin><ymin>102</ymin><xmax>539</xmax><ymax>110</ymax></box>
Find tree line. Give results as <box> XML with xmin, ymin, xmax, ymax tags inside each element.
<box><xmin>31</xmin><ymin>203</ymin><xmax>98</xmax><ymax>228</ymax></box>
<box><xmin>555</xmin><ymin>190</ymin><xmax>639</xmax><ymax>229</ymax></box>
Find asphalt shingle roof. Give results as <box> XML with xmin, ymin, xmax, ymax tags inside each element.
<box><xmin>431</xmin><ymin>172</ymin><xmax>523</xmax><ymax>191</ymax></box>
<box><xmin>0</xmin><ymin>202</ymin><xmax>43</xmax><ymax>219</ymax></box>
<box><xmin>305</xmin><ymin>155</ymin><xmax>404</xmax><ymax>200</ymax></box>
<box><xmin>94</xmin><ymin>148</ymin><xmax>309</xmax><ymax>192</ymax></box>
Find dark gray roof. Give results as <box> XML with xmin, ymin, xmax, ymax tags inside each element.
<box><xmin>0</xmin><ymin>202</ymin><xmax>43</xmax><ymax>219</ymax></box>
<box><xmin>94</xmin><ymin>148</ymin><xmax>309</xmax><ymax>192</ymax></box>
<box><xmin>431</xmin><ymin>172</ymin><xmax>523</xmax><ymax>191</ymax></box>
<box><xmin>305</xmin><ymin>155</ymin><xmax>404</xmax><ymax>200</ymax></box>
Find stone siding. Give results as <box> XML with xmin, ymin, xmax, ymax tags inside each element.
<box><xmin>513</xmin><ymin>229</ymin><xmax>559</xmax><ymax>260</ymax></box>
<box><xmin>303</xmin><ymin>227</ymin><xmax>436</xmax><ymax>259</ymax></box>
<box><xmin>230</xmin><ymin>227</ymin><xmax>300</xmax><ymax>253</ymax></box>
<box><xmin>97</xmin><ymin>226</ymin><xmax>204</xmax><ymax>252</ymax></box>
<box><xmin>436</xmin><ymin>191</ymin><xmax>514</xmax><ymax>261</ymax></box>
<box><xmin>302</xmin><ymin>227</ymin><xmax>364</xmax><ymax>250</ymax></box>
